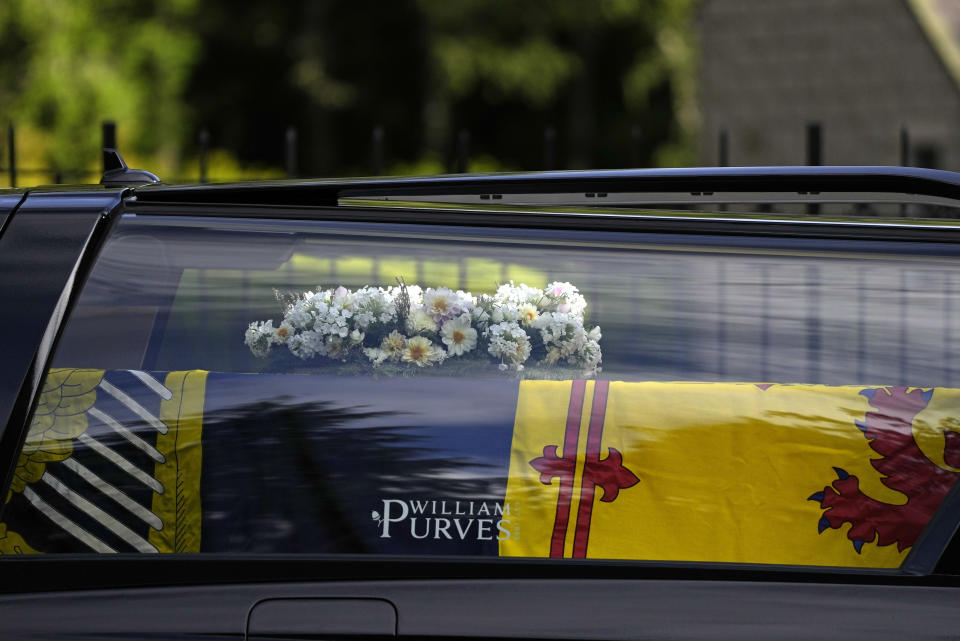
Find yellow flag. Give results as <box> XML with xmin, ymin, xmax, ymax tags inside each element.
<box><xmin>502</xmin><ymin>381</ymin><xmax>960</xmax><ymax>569</ymax></box>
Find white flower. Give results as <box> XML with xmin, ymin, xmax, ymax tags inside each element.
<box><xmin>519</xmin><ymin>303</ymin><xmax>539</xmax><ymax>326</ymax></box>
<box><xmin>440</xmin><ymin>314</ymin><xmax>478</xmax><ymax>356</ymax></box>
<box><xmin>491</xmin><ymin>303</ymin><xmax>520</xmax><ymax>323</ymax></box>
<box><xmin>325</xmin><ymin>335</ymin><xmax>354</xmax><ymax>360</ymax></box>
<box><xmin>402</xmin><ymin>336</ymin><xmax>445</xmax><ymax>367</ymax></box>
<box><xmin>245</xmin><ymin>279</ymin><xmax>600</xmax><ymax>376</ymax></box>
<box><xmin>471</xmin><ymin>299</ymin><xmax>492</xmax><ymax>328</ymax></box>
<box><xmin>486</xmin><ymin>321</ymin><xmax>531</xmax><ymax>370</ymax></box>
<box><xmin>494</xmin><ymin>281</ymin><xmax>543</xmax><ymax>307</ymax></box>
<box><xmin>364</xmin><ymin>347</ymin><xmax>389</xmax><ymax>366</ymax></box>
<box><xmin>287</xmin><ymin>304</ymin><xmax>313</xmax><ymax>329</ymax></box>
<box><xmin>532</xmin><ymin>311</ymin><xmax>602</xmax><ymax>372</ymax></box>
<box><xmin>351</xmin><ymin>286</ymin><xmax>396</xmax><ymax>329</ymax></box>
<box><xmin>407</xmin><ymin>308</ymin><xmax>438</xmax><ymax>334</ymax></box>
<box><xmin>287</xmin><ymin>333</ymin><xmax>305</xmax><ymax>357</ymax></box>
<box><xmin>543</xmin><ymin>281</ymin><xmax>587</xmax><ymax>316</ymax></box>
<box><xmin>547</xmin><ymin>282</ymin><xmax>572</xmax><ymax>297</ymax></box>
<box><xmin>288</xmin><ymin>329</ymin><xmax>328</xmax><ymax>359</ymax></box>
<box><xmin>275</xmin><ymin>321</ymin><xmax>294</xmax><ymax>343</ymax></box>
<box><xmin>380</xmin><ymin>330</ymin><xmax>407</xmax><ymax>360</ymax></box>
<box><xmin>387</xmin><ymin>283</ymin><xmax>423</xmax><ymax>306</ymax></box>
<box><xmin>422</xmin><ymin>287</ymin><xmax>466</xmax><ymax>323</ymax></box>
<box><xmin>244</xmin><ymin>320</ymin><xmax>277</xmax><ymax>358</ymax></box>
<box><xmin>356</xmin><ymin>311</ymin><xmax>373</xmax><ymax>326</ymax></box>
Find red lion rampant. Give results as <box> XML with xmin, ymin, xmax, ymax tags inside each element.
<box><xmin>809</xmin><ymin>387</ymin><xmax>960</xmax><ymax>553</ymax></box>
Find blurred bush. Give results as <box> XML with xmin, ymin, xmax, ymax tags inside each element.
<box><xmin>0</xmin><ymin>0</ymin><xmax>198</xmax><ymax>180</ymax></box>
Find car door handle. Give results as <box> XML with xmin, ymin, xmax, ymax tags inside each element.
<box><xmin>247</xmin><ymin>597</ymin><xmax>397</xmax><ymax>641</ymax></box>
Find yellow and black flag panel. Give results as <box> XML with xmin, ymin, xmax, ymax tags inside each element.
<box><xmin>2</xmin><ymin>370</ymin><xmax>958</xmax><ymax>570</ymax></box>
<box><xmin>2</xmin><ymin>368</ymin><xmax>206</xmax><ymax>554</ymax></box>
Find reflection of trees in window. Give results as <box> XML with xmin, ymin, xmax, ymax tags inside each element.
<box><xmin>200</xmin><ymin>397</ymin><xmax>507</xmax><ymax>554</ymax></box>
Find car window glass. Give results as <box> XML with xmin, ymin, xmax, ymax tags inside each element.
<box><xmin>2</xmin><ymin>213</ymin><xmax>958</xmax><ymax>571</ymax></box>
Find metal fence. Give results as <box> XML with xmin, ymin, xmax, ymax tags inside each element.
<box><xmin>0</xmin><ymin>119</ymin><xmax>919</xmax><ymax>188</ymax></box>
<box><xmin>0</xmin><ymin>120</ymin><xmax>301</xmax><ymax>187</ymax></box>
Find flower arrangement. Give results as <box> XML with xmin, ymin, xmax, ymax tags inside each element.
<box><xmin>244</xmin><ymin>280</ymin><xmax>602</xmax><ymax>376</ymax></box>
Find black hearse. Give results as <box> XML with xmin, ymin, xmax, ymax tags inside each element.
<box><xmin>0</xmin><ymin>156</ymin><xmax>958</xmax><ymax>640</ymax></box>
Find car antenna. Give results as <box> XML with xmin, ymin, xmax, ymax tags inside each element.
<box><xmin>100</xmin><ymin>148</ymin><xmax>161</xmax><ymax>186</ymax></box>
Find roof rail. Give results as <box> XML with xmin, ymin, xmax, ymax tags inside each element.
<box><xmin>101</xmin><ymin>148</ymin><xmax>161</xmax><ymax>187</ymax></box>
<box><xmin>130</xmin><ymin>166</ymin><xmax>960</xmax><ymax>208</ymax></box>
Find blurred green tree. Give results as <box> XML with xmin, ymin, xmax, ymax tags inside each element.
<box><xmin>0</xmin><ymin>0</ymin><xmax>199</xmax><ymax>177</ymax></box>
<box><xmin>1</xmin><ymin>0</ymin><xmax>697</xmax><ymax>181</ymax></box>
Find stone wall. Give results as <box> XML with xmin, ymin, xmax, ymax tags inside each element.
<box><xmin>698</xmin><ymin>0</ymin><xmax>960</xmax><ymax>169</ymax></box>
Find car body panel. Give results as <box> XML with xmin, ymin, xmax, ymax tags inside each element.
<box><xmin>0</xmin><ymin>192</ymin><xmax>123</xmax><ymax>514</ymax></box>
<box><xmin>0</xmin><ymin>579</ymin><xmax>956</xmax><ymax>641</ymax></box>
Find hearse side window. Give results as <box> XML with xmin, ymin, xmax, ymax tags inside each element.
<box><xmin>1</xmin><ymin>213</ymin><xmax>958</xmax><ymax>572</ymax></box>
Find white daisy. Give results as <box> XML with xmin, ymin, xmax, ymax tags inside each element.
<box><xmin>402</xmin><ymin>336</ymin><xmax>444</xmax><ymax>367</ymax></box>
<box><xmin>440</xmin><ymin>315</ymin><xmax>478</xmax><ymax>356</ymax></box>
<box><xmin>422</xmin><ymin>287</ymin><xmax>464</xmax><ymax>323</ymax></box>
<box><xmin>380</xmin><ymin>330</ymin><xmax>407</xmax><ymax>359</ymax></box>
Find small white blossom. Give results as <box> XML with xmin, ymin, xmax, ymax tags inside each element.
<box><xmin>486</xmin><ymin>321</ymin><xmax>531</xmax><ymax>370</ymax></box>
<box><xmin>543</xmin><ymin>281</ymin><xmax>587</xmax><ymax>316</ymax></box>
<box><xmin>407</xmin><ymin>308</ymin><xmax>438</xmax><ymax>334</ymax></box>
<box><xmin>532</xmin><ymin>311</ymin><xmax>602</xmax><ymax>372</ymax></box>
<box><xmin>364</xmin><ymin>347</ymin><xmax>390</xmax><ymax>366</ymax></box>
<box><xmin>519</xmin><ymin>303</ymin><xmax>539</xmax><ymax>326</ymax></box>
<box><xmin>244</xmin><ymin>320</ymin><xmax>277</xmax><ymax>358</ymax></box>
